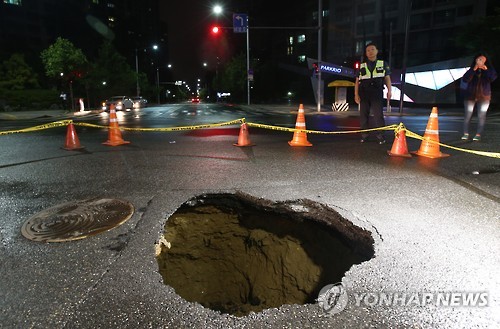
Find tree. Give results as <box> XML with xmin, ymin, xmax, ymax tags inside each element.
<box><xmin>40</xmin><ymin>37</ymin><xmax>88</xmax><ymax>84</ymax></box>
<box><xmin>40</xmin><ymin>38</ymin><xmax>88</xmax><ymax>109</ymax></box>
<box><xmin>90</xmin><ymin>41</ymin><xmax>137</xmax><ymax>97</ymax></box>
<box><xmin>0</xmin><ymin>54</ymin><xmax>39</xmax><ymax>90</ymax></box>
<box><xmin>217</xmin><ymin>53</ymin><xmax>247</xmax><ymax>102</ymax></box>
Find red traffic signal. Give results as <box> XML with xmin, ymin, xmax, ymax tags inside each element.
<box><xmin>211</xmin><ymin>26</ymin><xmax>220</xmax><ymax>34</ymax></box>
<box><xmin>312</xmin><ymin>62</ymin><xmax>319</xmax><ymax>73</ymax></box>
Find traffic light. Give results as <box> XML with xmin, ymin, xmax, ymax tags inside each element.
<box><xmin>312</xmin><ymin>62</ymin><xmax>319</xmax><ymax>75</ymax></box>
<box><xmin>211</xmin><ymin>26</ymin><xmax>220</xmax><ymax>35</ymax></box>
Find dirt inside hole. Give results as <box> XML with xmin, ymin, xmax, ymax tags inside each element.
<box><xmin>156</xmin><ymin>193</ymin><xmax>374</xmax><ymax>316</ymax></box>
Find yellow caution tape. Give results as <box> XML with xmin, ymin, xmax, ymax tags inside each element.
<box><xmin>74</xmin><ymin>119</ymin><xmax>244</xmax><ymax>132</ymax></box>
<box><xmin>1</xmin><ymin>118</ymin><xmax>498</xmax><ymax>158</ymax></box>
<box><xmin>73</xmin><ymin>122</ymin><xmax>109</xmax><ymax>129</ymax></box>
<box><xmin>246</xmin><ymin>122</ymin><xmax>399</xmax><ymax>134</ymax></box>
<box><xmin>247</xmin><ymin>121</ymin><xmax>499</xmax><ymax>158</ymax></box>
<box><xmin>124</xmin><ymin>119</ymin><xmax>244</xmax><ymax>132</ymax></box>
<box><xmin>404</xmin><ymin>128</ymin><xmax>500</xmax><ymax>159</ymax></box>
<box><xmin>0</xmin><ymin>120</ymin><xmax>72</xmax><ymax>135</ymax></box>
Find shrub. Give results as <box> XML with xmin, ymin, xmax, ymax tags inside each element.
<box><xmin>0</xmin><ymin>89</ymin><xmax>60</xmax><ymax>111</ymax></box>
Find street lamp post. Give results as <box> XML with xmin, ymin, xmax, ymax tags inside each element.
<box><xmin>246</xmin><ymin>27</ymin><xmax>250</xmax><ymax>105</ymax></box>
<box><xmin>317</xmin><ymin>0</ymin><xmax>322</xmax><ymax>112</ymax></box>
<box><xmin>135</xmin><ymin>44</ymin><xmax>159</xmax><ymax>98</ymax></box>
<box><xmin>135</xmin><ymin>48</ymin><xmax>140</xmax><ymax>97</ymax></box>
<box><xmin>399</xmin><ymin>0</ymin><xmax>412</xmax><ymax>114</ymax></box>
<box><xmin>156</xmin><ymin>67</ymin><xmax>160</xmax><ymax>104</ymax></box>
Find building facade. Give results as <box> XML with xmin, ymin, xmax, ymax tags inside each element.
<box><xmin>326</xmin><ymin>0</ymin><xmax>488</xmax><ymax>68</ymax></box>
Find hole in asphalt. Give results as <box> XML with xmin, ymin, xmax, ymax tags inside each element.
<box><xmin>156</xmin><ymin>193</ymin><xmax>374</xmax><ymax>316</ymax></box>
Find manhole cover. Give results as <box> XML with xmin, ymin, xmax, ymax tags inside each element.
<box><xmin>157</xmin><ymin>193</ymin><xmax>374</xmax><ymax>316</ymax></box>
<box><xmin>21</xmin><ymin>198</ymin><xmax>134</xmax><ymax>242</ymax></box>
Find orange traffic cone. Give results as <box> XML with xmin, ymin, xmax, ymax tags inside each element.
<box><xmin>288</xmin><ymin>104</ymin><xmax>312</xmax><ymax>147</ymax></box>
<box><xmin>233</xmin><ymin>123</ymin><xmax>254</xmax><ymax>147</ymax></box>
<box><xmin>102</xmin><ymin>105</ymin><xmax>130</xmax><ymax>146</ymax></box>
<box><xmin>412</xmin><ymin>107</ymin><xmax>449</xmax><ymax>158</ymax></box>
<box><xmin>63</xmin><ymin>123</ymin><xmax>84</xmax><ymax>150</ymax></box>
<box><xmin>387</xmin><ymin>125</ymin><xmax>411</xmax><ymax>158</ymax></box>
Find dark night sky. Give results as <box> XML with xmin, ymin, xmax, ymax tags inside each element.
<box><xmin>161</xmin><ymin>1</ymin><xmax>230</xmax><ymax>84</ymax></box>
<box><xmin>160</xmin><ymin>1</ymin><xmax>288</xmax><ymax>85</ymax></box>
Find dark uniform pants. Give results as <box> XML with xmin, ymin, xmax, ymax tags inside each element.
<box><xmin>359</xmin><ymin>87</ymin><xmax>385</xmax><ymax>139</ymax></box>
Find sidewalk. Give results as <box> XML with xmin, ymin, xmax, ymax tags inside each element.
<box><xmin>0</xmin><ymin>109</ymin><xmax>102</xmax><ymax>121</ymax></box>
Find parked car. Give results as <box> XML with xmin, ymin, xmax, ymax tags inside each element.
<box><xmin>132</xmin><ymin>96</ymin><xmax>148</xmax><ymax>109</ymax></box>
<box><xmin>102</xmin><ymin>96</ymin><xmax>134</xmax><ymax>111</ymax></box>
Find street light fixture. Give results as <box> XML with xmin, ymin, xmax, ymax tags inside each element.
<box><xmin>213</xmin><ymin>5</ymin><xmax>222</xmax><ymax>15</ymax></box>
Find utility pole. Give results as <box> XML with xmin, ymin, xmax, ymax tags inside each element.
<box><xmin>247</xmin><ymin>27</ymin><xmax>250</xmax><ymax>105</ymax></box>
<box><xmin>399</xmin><ymin>0</ymin><xmax>412</xmax><ymax>114</ymax></box>
<box><xmin>317</xmin><ymin>0</ymin><xmax>322</xmax><ymax>112</ymax></box>
<box><xmin>135</xmin><ymin>48</ymin><xmax>140</xmax><ymax>97</ymax></box>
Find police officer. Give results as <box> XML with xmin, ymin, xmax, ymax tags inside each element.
<box><xmin>354</xmin><ymin>43</ymin><xmax>392</xmax><ymax>144</ymax></box>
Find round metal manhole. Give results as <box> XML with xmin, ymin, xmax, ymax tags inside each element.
<box><xmin>21</xmin><ymin>198</ymin><xmax>134</xmax><ymax>242</ymax></box>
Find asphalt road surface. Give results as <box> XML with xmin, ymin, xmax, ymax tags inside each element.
<box><xmin>0</xmin><ymin>103</ymin><xmax>499</xmax><ymax>328</ymax></box>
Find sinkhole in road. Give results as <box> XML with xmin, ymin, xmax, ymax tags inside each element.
<box><xmin>156</xmin><ymin>193</ymin><xmax>374</xmax><ymax>316</ymax></box>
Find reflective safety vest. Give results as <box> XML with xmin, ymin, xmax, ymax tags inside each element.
<box><xmin>359</xmin><ymin>60</ymin><xmax>385</xmax><ymax>80</ymax></box>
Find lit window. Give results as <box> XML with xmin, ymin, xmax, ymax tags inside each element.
<box><xmin>297</xmin><ymin>35</ymin><xmax>306</xmax><ymax>43</ymax></box>
<box><xmin>449</xmin><ymin>68</ymin><xmax>469</xmax><ymax>80</ymax></box>
<box><xmin>4</xmin><ymin>0</ymin><xmax>22</xmax><ymax>4</ymax></box>
<box><xmin>405</xmin><ymin>67</ymin><xmax>469</xmax><ymax>90</ymax></box>
<box><xmin>287</xmin><ymin>46</ymin><xmax>294</xmax><ymax>55</ymax></box>
<box><xmin>288</xmin><ymin>36</ymin><xmax>293</xmax><ymax>45</ymax></box>
<box><xmin>414</xmin><ymin>71</ymin><xmax>437</xmax><ymax>90</ymax></box>
<box><xmin>386</xmin><ymin>86</ymin><xmax>414</xmax><ymax>102</ymax></box>
<box><xmin>298</xmin><ymin>55</ymin><xmax>306</xmax><ymax>63</ymax></box>
<box><xmin>107</xmin><ymin>3</ymin><xmax>115</xmax><ymax>8</ymax></box>
<box><xmin>432</xmin><ymin>69</ymin><xmax>456</xmax><ymax>89</ymax></box>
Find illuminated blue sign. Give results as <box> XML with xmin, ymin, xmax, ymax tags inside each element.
<box><xmin>233</xmin><ymin>14</ymin><xmax>248</xmax><ymax>33</ymax></box>
<box><xmin>319</xmin><ymin>64</ymin><xmax>355</xmax><ymax>78</ymax></box>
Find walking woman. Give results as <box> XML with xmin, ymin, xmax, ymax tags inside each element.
<box><xmin>461</xmin><ymin>53</ymin><xmax>497</xmax><ymax>141</ymax></box>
